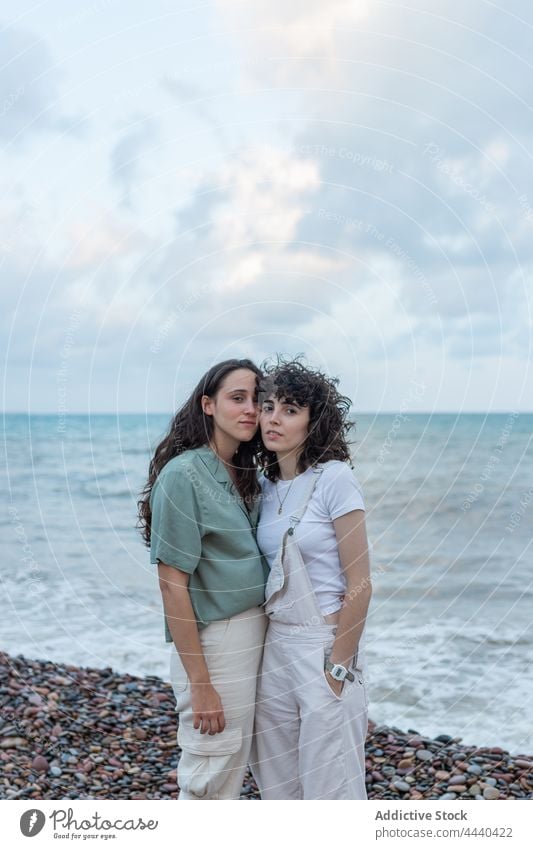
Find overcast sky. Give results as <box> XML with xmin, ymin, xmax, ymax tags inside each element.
<box><xmin>2</xmin><ymin>0</ymin><xmax>532</xmax><ymax>413</ymax></box>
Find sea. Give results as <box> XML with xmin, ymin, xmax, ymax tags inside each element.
<box><xmin>1</xmin><ymin>412</ymin><xmax>532</xmax><ymax>755</ymax></box>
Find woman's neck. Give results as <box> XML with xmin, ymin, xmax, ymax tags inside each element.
<box><xmin>277</xmin><ymin>451</ymin><xmax>302</xmax><ymax>480</ymax></box>
<box><xmin>208</xmin><ymin>423</ymin><xmax>240</xmax><ymax>465</ymax></box>
<box><xmin>208</xmin><ymin>436</ymin><xmax>239</xmax><ymax>481</ymax></box>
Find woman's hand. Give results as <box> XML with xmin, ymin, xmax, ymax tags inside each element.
<box><xmin>324</xmin><ymin>670</ymin><xmax>344</xmax><ymax>698</ymax></box>
<box><xmin>191</xmin><ymin>682</ymin><xmax>226</xmax><ymax>735</ymax></box>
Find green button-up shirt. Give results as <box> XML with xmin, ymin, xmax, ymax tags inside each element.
<box><xmin>150</xmin><ymin>445</ymin><xmax>267</xmax><ymax>642</ymax></box>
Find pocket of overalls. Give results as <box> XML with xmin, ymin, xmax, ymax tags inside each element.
<box><xmin>353</xmin><ymin>667</ymin><xmax>369</xmax><ymax>709</ymax></box>
<box><xmin>321</xmin><ymin>638</ymin><xmax>364</xmax><ymax>702</ymax></box>
<box><xmin>321</xmin><ymin>666</ymin><xmax>369</xmax><ymax>704</ymax></box>
<box><xmin>266</xmin><ymin>599</ymin><xmax>295</xmax><ymax>618</ymax></box>
<box><xmin>317</xmin><ymin>639</ymin><xmax>343</xmax><ymax>702</ymax></box>
<box><xmin>321</xmin><ymin>671</ymin><xmax>345</xmax><ymax>701</ymax></box>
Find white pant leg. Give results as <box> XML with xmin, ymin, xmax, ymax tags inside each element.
<box><xmin>252</xmin><ymin>627</ymin><xmax>368</xmax><ymax>800</ymax></box>
<box><xmin>170</xmin><ymin>607</ymin><xmax>267</xmax><ymax>800</ymax></box>
<box><xmin>250</xmin><ymin>628</ymin><xmax>301</xmax><ymax>799</ymax></box>
<box><xmin>297</xmin><ymin>633</ymin><xmax>369</xmax><ymax>799</ymax></box>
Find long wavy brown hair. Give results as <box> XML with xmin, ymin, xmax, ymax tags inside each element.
<box><xmin>138</xmin><ymin>358</ymin><xmax>263</xmax><ymax>545</ymax></box>
<box><xmin>257</xmin><ymin>357</ymin><xmax>355</xmax><ymax>482</ymax></box>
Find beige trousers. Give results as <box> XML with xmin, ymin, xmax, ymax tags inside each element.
<box><xmin>169</xmin><ymin>606</ymin><xmax>267</xmax><ymax>800</ymax></box>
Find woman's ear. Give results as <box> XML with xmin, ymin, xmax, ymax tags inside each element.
<box><xmin>201</xmin><ymin>394</ymin><xmax>214</xmax><ymax>416</ymax></box>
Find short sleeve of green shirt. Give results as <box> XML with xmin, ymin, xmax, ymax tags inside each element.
<box><xmin>150</xmin><ymin>466</ymin><xmax>203</xmax><ymax>574</ymax></box>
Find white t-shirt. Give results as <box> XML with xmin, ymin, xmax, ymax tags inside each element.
<box><xmin>257</xmin><ymin>461</ymin><xmax>366</xmax><ymax>615</ymax></box>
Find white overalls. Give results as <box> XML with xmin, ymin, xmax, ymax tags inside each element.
<box><xmin>250</xmin><ymin>469</ymin><xmax>369</xmax><ymax>800</ymax></box>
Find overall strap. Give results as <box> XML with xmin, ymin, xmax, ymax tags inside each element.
<box><xmin>287</xmin><ymin>467</ymin><xmax>323</xmax><ymax>535</ymax></box>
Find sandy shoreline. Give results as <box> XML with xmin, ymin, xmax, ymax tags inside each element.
<box><xmin>1</xmin><ymin>650</ymin><xmax>531</xmax><ymax>800</ymax></box>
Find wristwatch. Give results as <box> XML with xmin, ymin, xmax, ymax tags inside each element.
<box><xmin>324</xmin><ymin>660</ymin><xmax>355</xmax><ymax>682</ymax></box>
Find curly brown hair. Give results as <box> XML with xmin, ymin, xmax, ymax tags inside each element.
<box><xmin>138</xmin><ymin>358</ymin><xmax>262</xmax><ymax>545</ymax></box>
<box><xmin>257</xmin><ymin>357</ymin><xmax>355</xmax><ymax>481</ymax></box>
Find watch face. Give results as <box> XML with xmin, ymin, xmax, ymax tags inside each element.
<box><xmin>331</xmin><ymin>664</ymin><xmax>345</xmax><ymax>681</ymax></box>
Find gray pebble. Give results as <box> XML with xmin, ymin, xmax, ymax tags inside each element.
<box><xmin>467</xmin><ymin>764</ymin><xmax>483</xmax><ymax>775</ymax></box>
<box><xmin>483</xmin><ymin>786</ymin><xmax>499</xmax><ymax>800</ymax></box>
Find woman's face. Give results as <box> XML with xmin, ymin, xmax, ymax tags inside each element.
<box><xmin>202</xmin><ymin>368</ymin><xmax>259</xmax><ymax>443</ymax></box>
<box><xmin>260</xmin><ymin>395</ymin><xmax>310</xmax><ymax>457</ymax></box>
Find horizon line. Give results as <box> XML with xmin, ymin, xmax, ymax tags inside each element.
<box><xmin>2</xmin><ymin>410</ymin><xmax>531</xmax><ymax>416</ymax></box>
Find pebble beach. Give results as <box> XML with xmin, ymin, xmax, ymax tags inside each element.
<box><xmin>1</xmin><ymin>651</ymin><xmax>532</xmax><ymax>801</ymax></box>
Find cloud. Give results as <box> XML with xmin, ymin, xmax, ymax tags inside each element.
<box><xmin>0</xmin><ymin>25</ymin><xmax>79</xmax><ymax>145</ymax></box>
<box><xmin>141</xmin><ymin>144</ymin><xmax>347</xmax><ymax>305</ymax></box>
<box><xmin>211</xmin><ymin>146</ymin><xmax>321</xmax><ymax>258</ymax></box>
<box><xmin>160</xmin><ymin>75</ymin><xmax>229</xmax><ymax>148</ymax></box>
<box><xmin>214</xmin><ymin>0</ymin><xmax>371</xmax><ymax>83</ymax></box>
<box><xmin>109</xmin><ymin>117</ymin><xmax>158</xmax><ymax>205</ymax></box>
<box><xmin>237</xmin><ymin>3</ymin><xmax>531</xmax><ymax>361</ymax></box>
<box><xmin>3</xmin><ymin>1</ymin><xmax>533</xmax><ymax>412</ymax></box>
<box><xmin>63</xmin><ymin>211</ymin><xmax>149</xmax><ymax>270</ymax></box>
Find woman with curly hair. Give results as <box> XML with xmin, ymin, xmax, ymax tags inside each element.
<box><xmin>138</xmin><ymin>359</ymin><xmax>268</xmax><ymax>800</ymax></box>
<box><xmin>250</xmin><ymin>359</ymin><xmax>372</xmax><ymax>799</ymax></box>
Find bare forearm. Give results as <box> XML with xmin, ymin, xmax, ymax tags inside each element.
<box><xmin>330</xmin><ymin>510</ymin><xmax>372</xmax><ymax>670</ymax></box>
<box><xmin>157</xmin><ymin>562</ymin><xmax>225</xmax><ymax>734</ymax></box>
<box><xmin>160</xmin><ymin>586</ymin><xmax>211</xmax><ymax>685</ymax></box>
<box><xmin>330</xmin><ymin>587</ymin><xmax>372</xmax><ymax>669</ymax></box>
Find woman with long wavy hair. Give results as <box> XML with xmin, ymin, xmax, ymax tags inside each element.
<box><xmin>250</xmin><ymin>358</ymin><xmax>372</xmax><ymax>799</ymax></box>
<box><xmin>138</xmin><ymin>358</ymin><xmax>268</xmax><ymax>800</ymax></box>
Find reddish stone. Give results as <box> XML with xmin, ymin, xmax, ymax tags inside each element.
<box><xmin>32</xmin><ymin>755</ymin><xmax>49</xmax><ymax>773</ymax></box>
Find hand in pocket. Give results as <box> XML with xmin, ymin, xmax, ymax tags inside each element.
<box><xmin>324</xmin><ymin>670</ymin><xmax>344</xmax><ymax>698</ymax></box>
